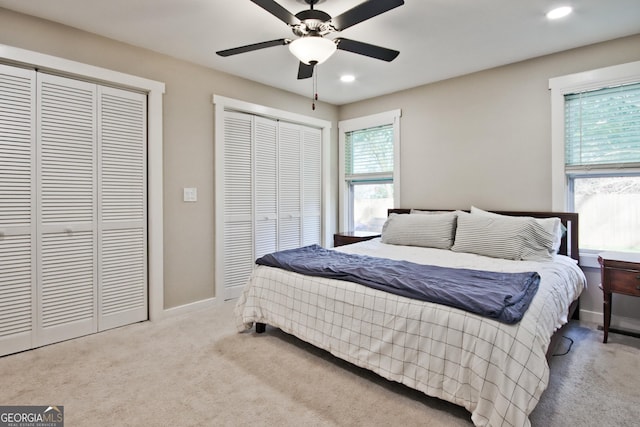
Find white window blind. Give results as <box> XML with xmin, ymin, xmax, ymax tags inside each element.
<box><xmin>565</xmin><ymin>82</ymin><xmax>640</xmax><ymax>170</ymax></box>
<box><xmin>345</xmin><ymin>124</ymin><xmax>394</xmax><ymax>180</ymax></box>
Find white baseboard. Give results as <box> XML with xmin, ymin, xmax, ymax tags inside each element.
<box><xmin>161</xmin><ymin>297</ymin><xmax>220</xmax><ymax>319</ymax></box>
<box><xmin>579</xmin><ymin>308</ymin><xmax>640</xmax><ymax>334</ymax></box>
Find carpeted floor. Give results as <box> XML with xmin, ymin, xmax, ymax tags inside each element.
<box><xmin>1</xmin><ymin>300</ymin><xmax>639</xmax><ymax>426</ymax></box>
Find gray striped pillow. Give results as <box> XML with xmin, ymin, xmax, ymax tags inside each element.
<box><xmin>381</xmin><ymin>212</ymin><xmax>457</xmax><ymax>249</ymax></box>
<box><xmin>470</xmin><ymin>206</ymin><xmax>563</xmax><ymax>254</ymax></box>
<box><xmin>451</xmin><ymin>211</ymin><xmax>555</xmax><ymax>260</ymax></box>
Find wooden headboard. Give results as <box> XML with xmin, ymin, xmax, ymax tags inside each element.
<box><xmin>388</xmin><ymin>209</ymin><xmax>579</xmax><ymax>262</ymax></box>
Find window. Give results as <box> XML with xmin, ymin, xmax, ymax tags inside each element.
<box><xmin>550</xmin><ymin>61</ymin><xmax>640</xmax><ymax>265</ymax></box>
<box><xmin>565</xmin><ymin>83</ymin><xmax>640</xmax><ymax>253</ymax></box>
<box><xmin>339</xmin><ymin>110</ymin><xmax>400</xmax><ymax>233</ymax></box>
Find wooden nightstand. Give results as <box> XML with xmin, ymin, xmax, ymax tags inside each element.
<box><xmin>333</xmin><ymin>231</ymin><xmax>381</xmax><ymax>247</ymax></box>
<box><xmin>598</xmin><ymin>251</ymin><xmax>640</xmax><ymax>343</ymax></box>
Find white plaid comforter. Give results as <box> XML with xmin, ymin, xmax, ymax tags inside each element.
<box><xmin>234</xmin><ymin>239</ymin><xmax>586</xmax><ymax>427</ymax></box>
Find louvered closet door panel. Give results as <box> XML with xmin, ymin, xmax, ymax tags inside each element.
<box><xmin>40</xmin><ymin>230</ymin><xmax>95</xmax><ymax>345</ymax></box>
<box><xmin>0</xmin><ymin>65</ymin><xmax>36</xmax><ymax>356</ymax></box>
<box><xmin>302</xmin><ymin>127</ymin><xmax>322</xmax><ymax>246</ymax></box>
<box><xmin>223</xmin><ymin>112</ymin><xmax>253</xmax><ymax>299</ymax></box>
<box><xmin>278</xmin><ymin>122</ymin><xmax>301</xmax><ymax>250</ymax></box>
<box><xmin>254</xmin><ymin>116</ymin><xmax>278</xmax><ymax>258</ymax></box>
<box><xmin>0</xmin><ymin>235</ymin><xmax>34</xmax><ymax>355</ymax></box>
<box><xmin>37</xmin><ymin>73</ymin><xmax>97</xmax><ymax>346</ymax></box>
<box><xmin>98</xmin><ymin>86</ymin><xmax>147</xmax><ymax>330</ymax></box>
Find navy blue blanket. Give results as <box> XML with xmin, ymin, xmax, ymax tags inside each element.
<box><xmin>256</xmin><ymin>245</ymin><xmax>540</xmax><ymax>324</ymax></box>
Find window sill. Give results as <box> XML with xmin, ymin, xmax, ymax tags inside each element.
<box><xmin>578</xmin><ymin>250</ymin><xmax>640</xmax><ymax>269</ymax></box>
<box><xmin>579</xmin><ymin>252</ymin><xmax>601</xmax><ymax>269</ymax></box>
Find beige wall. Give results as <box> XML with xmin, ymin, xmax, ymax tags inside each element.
<box><xmin>0</xmin><ymin>8</ymin><xmax>339</xmax><ymax>309</ymax></box>
<box><xmin>338</xmin><ymin>33</ymin><xmax>640</xmax><ymax>329</ymax></box>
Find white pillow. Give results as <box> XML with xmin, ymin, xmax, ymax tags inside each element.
<box><xmin>381</xmin><ymin>212</ymin><xmax>457</xmax><ymax>249</ymax></box>
<box><xmin>470</xmin><ymin>206</ymin><xmax>563</xmax><ymax>254</ymax></box>
<box><xmin>452</xmin><ymin>211</ymin><xmax>555</xmax><ymax>261</ymax></box>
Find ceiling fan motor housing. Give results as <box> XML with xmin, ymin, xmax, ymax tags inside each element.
<box><xmin>293</xmin><ymin>9</ymin><xmax>333</xmax><ymax>36</ymax></box>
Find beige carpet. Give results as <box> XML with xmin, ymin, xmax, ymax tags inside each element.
<box><xmin>1</xmin><ymin>301</ymin><xmax>639</xmax><ymax>426</ymax></box>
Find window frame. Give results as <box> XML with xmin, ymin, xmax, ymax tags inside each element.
<box><xmin>338</xmin><ymin>110</ymin><xmax>401</xmax><ymax>232</ymax></box>
<box><xmin>550</xmin><ymin>60</ymin><xmax>640</xmax><ymax>267</ymax></box>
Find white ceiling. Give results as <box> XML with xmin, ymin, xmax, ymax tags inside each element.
<box><xmin>1</xmin><ymin>0</ymin><xmax>639</xmax><ymax>105</ymax></box>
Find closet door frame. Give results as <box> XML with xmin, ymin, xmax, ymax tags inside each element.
<box><xmin>213</xmin><ymin>95</ymin><xmax>331</xmax><ymax>301</ymax></box>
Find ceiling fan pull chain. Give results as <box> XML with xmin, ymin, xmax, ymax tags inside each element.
<box><xmin>312</xmin><ymin>66</ymin><xmax>317</xmax><ymax>110</ymax></box>
<box><xmin>312</xmin><ymin>66</ymin><xmax>319</xmax><ymax>110</ymax></box>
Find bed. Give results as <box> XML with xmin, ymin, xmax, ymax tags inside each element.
<box><xmin>234</xmin><ymin>208</ymin><xmax>586</xmax><ymax>427</ymax></box>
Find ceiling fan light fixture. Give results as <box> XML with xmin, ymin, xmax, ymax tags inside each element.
<box><xmin>289</xmin><ymin>36</ymin><xmax>337</xmax><ymax>65</ymax></box>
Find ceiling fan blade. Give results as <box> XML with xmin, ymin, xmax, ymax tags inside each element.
<box><xmin>332</xmin><ymin>0</ymin><xmax>404</xmax><ymax>31</ymax></box>
<box><xmin>297</xmin><ymin>62</ymin><xmax>315</xmax><ymax>80</ymax></box>
<box><xmin>335</xmin><ymin>38</ymin><xmax>399</xmax><ymax>62</ymax></box>
<box><xmin>250</xmin><ymin>0</ymin><xmax>299</xmax><ymax>26</ymax></box>
<box><xmin>216</xmin><ymin>39</ymin><xmax>289</xmax><ymax>57</ymax></box>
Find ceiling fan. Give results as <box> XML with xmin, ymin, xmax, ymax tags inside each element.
<box><xmin>216</xmin><ymin>0</ymin><xmax>405</xmax><ymax>80</ymax></box>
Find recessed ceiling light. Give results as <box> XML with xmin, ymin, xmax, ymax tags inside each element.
<box><xmin>546</xmin><ymin>6</ymin><xmax>573</xmax><ymax>20</ymax></box>
<box><xmin>340</xmin><ymin>74</ymin><xmax>355</xmax><ymax>83</ymax></box>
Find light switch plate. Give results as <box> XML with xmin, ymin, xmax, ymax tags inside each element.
<box><xmin>183</xmin><ymin>187</ymin><xmax>197</xmax><ymax>202</ymax></box>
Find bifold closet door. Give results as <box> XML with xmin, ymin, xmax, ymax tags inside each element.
<box><xmin>302</xmin><ymin>127</ymin><xmax>321</xmax><ymax>246</ymax></box>
<box><xmin>36</xmin><ymin>73</ymin><xmax>98</xmax><ymax>346</ymax></box>
<box><xmin>36</xmin><ymin>75</ymin><xmax>148</xmax><ymax>346</ymax></box>
<box><xmin>278</xmin><ymin>122</ymin><xmax>302</xmax><ymax>251</ymax></box>
<box><xmin>220</xmin><ymin>110</ymin><xmax>322</xmax><ymax>300</ymax></box>
<box><xmin>97</xmin><ymin>86</ymin><xmax>147</xmax><ymax>331</ymax></box>
<box><xmin>223</xmin><ymin>111</ymin><xmax>254</xmax><ymax>299</ymax></box>
<box><xmin>254</xmin><ymin>116</ymin><xmax>278</xmax><ymax>259</ymax></box>
<box><xmin>278</xmin><ymin>122</ymin><xmax>322</xmax><ymax>249</ymax></box>
<box><xmin>0</xmin><ymin>68</ymin><xmax>147</xmax><ymax>356</ymax></box>
<box><xmin>0</xmin><ymin>65</ymin><xmax>37</xmax><ymax>356</ymax></box>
